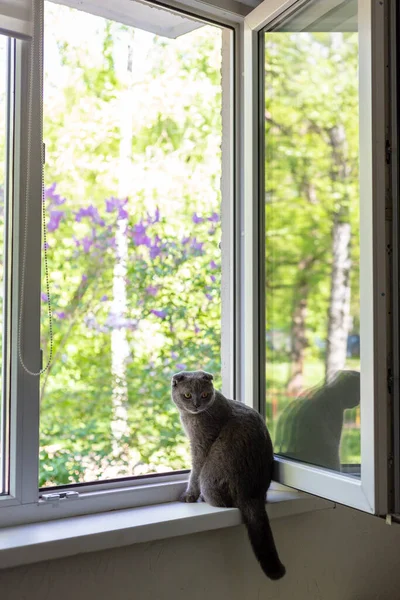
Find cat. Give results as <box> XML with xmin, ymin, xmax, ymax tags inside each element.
<box><xmin>274</xmin><ymin>369</ymin><xmax>360</xmax><ymax>472</ymax></box>
<box><xmin>171</xmin><ymin>370</ymin><xmax>285</xmax><ymax>580</ymax></box>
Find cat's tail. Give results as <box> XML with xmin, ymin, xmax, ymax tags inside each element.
<box><xmin>239</xmin><ymin>497</ymin><xmax>286</xmax><ymax>580</ymax></box>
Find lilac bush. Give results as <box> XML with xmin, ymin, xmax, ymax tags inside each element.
<box><xmin>40</xmin><ymin>183</ymin><xmax>221</xmax><ymax>485</ymax></box>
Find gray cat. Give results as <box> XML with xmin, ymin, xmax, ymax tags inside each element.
<box><xmin>171</xmin><ymin>370</ymin><xmax>285</xmax><ymax>580</ymax></box>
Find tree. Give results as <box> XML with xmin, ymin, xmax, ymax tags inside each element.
<box><xmin>40</xmin><ymin>3</ymin><xmax>223</xmax><ymax>485</ymax></box>
<box><xmin>264</xmin><ymin>31</ymin><xmax>360</xmax><ymax>462</ymax></box>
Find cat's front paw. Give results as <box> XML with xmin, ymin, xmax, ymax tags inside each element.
<box><xmin>179</xmin><ymin>490</ymin><xmax>199</xmax><ymax>503</ymax></box>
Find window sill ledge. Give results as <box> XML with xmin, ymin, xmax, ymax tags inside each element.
<box><xmin>0</xmin><ymin>490</ymin><xmax>334</xmax><ymax>570</ymax></box>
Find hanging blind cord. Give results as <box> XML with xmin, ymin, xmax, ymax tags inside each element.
<box><xmin>18</xmin><ymin>0</ymin><xmax>53</xmax><ymax>376</ymax></box>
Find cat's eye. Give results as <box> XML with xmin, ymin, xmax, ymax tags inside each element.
<box><xmin>201</xmin><ymin>392</ymin><xmax>208</xmax><ymax>398</ymax></box>
<box><xmin>184</xmin><ymin>393</ymin><xmax>192</xmax><ymax>399</ymax></box>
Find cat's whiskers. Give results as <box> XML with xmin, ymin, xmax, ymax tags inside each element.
<box><xmin>204</xmin><ymin>407</ymin><xmax>216</xmax><ymax>421</ymax></box>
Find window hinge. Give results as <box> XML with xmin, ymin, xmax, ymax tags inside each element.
<box><xmin>40</xmin><ymin>491</ymin><xmax>80</xmax><ymax>503</ymax></box>
<box><xmin>387</xmin><ymin>367</ymin><xmax>394</xmax><ymax>395</ymax></box>
<box><xmin>385</xmin><ymin>139</ymin><xmax>392</xmax><ymax>165</ymax></box>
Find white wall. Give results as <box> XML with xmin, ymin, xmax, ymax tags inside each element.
<box><xmin>1</xmin><ymin>505</ymin><xmax>400</xmax><ymax>600</ymax></box>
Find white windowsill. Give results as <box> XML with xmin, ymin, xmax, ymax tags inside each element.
<box><xmin>0</xmin><ymin>489</ymin><xmax>334</xmax><ymax>570</ymax></box>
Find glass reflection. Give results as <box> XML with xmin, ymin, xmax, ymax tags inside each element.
<box><xmin>264</xmin><ymin>2</ymin><xmax>360</xmax><ymax>475</ymax></box>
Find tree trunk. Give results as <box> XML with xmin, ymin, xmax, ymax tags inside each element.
<box><xmin>111</xmin><ymin>31</ymin><xmax>151</xmax><ymax>461</ymax></box>
<box><xmin>287</xmin><ymin>279</ymin><xmax>308</xmax><ymax>396</ymax></box>
<box><xmin>325</xmin><ymin>123</ymin><xmax>352</xmax><ymax>383</ymax></box>
<box><xmin>325</xmin><ymin>218</ymin><xmax>351</xmax><ymax>382</ymax></box>
<box><xmin>111</xmin><ymin>34</ymin><xmax>135</xmax><ymax>459</ymax></box>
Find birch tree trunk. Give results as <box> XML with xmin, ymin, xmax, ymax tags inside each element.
<box><xmin>110</xmin><ymin>36</ymin><xmax>133</xmax><ymax>459</ymax></box>
<box><xmin>111</xmin><ymin>31</ymin><xmax>149</xmax><ymax>460</ymax></box>
<box><xmin>325</xmin><ymin>123</ymin><xmax>352</xmax><ymax>383</ymax></box>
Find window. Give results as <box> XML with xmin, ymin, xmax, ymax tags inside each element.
<box><xmin>0</xmin><ymin>33</ymin><xmax>15</xmax><ymax>500</ymax></box>
<box><xmin>0</xmin><ymin>0</ymin><xmax>394</xmax><ymax>528</ymax></box>
<box><xmin>264</xmin><ymin>5</ymin><xmax>360</xmax><ymax>475</ymax></box>
<box><xmin>40</xmin><ymin>1</ymin><xmax>229</xmax><ymax>487</ymax></box>
<box><xmin>0</xmin><ymin>0</ymin><xmax>237</xmax><ymax>526</ymax></box>
<box><xmin>245</xmin><ymin>0</ymin><xmax>390</xmax><ymax>513</ymax></box>
<box><xmin>0</xmin><ymin>35</ymin><xmax>10</xmax><ymax>496</ymax></box>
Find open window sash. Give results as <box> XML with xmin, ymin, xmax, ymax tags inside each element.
<box><xmin>242</xmin><ymin>0</ymin><xmax>390</xmax><ymax>515</ymax></box>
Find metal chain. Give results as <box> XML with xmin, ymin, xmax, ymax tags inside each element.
<box><xmin>18</xmin><ymin>0</ymin><xmax>53</xmax><ymax>376</ymax></box>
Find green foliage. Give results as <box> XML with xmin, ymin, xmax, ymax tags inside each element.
<box><xmin>33</xmin><ymin>5</ymin><xmax>363</xmax><ymax>484</ymax></box>
<box><xmin>40</xmin><ymin>5</ymin><xmax>222</xmax><ymax>485</ymax></box>
<box><xmin>264</xmin><ymin>31</ymin><xmax>361</xmax><ymax>466</ymax></box>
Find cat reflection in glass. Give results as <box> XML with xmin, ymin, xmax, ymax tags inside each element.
<box><xmin>275</xmin><ymin>370</ymin><xmax>360</xmax><ymax>472</ymax></box>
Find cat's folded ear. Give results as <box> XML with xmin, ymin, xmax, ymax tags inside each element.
<box><xmin>172</xmin><ymin>373</ymin><xmax>187</xmax><ymax>386</ymax></box>
<box><xmin>201</xmin><ymin>371</ymin><xmax>214</xmax><ymax>382</ymax></box>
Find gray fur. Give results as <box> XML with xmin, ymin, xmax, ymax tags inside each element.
<box><xmin>171</xmin><ymin>370</ymin><xmax>285</xmax><ymax>580</ymax></box>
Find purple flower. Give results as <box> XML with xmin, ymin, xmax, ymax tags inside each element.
<box><xmin>43</xmin><ymin>242</ymin><xmax>49</xmax><ymax>250</ymax></box>
<box><xmin>131</xmin><ymin>231</ymin><xmax>151</xmax><ymax>247</ymax></box>
<box><xmin>208</xmin><ymin>228</ymin><xmax>216</xmax><ymax>235</ymax></box>
<box><xmin>82</xmin><ymin>236</ymin><xmax>92</xmax><ymax>253</ymax></box>
<box><xmin>55</xmin><ymin>311</ymin><xmax>66</xmax><ymax>319</ymax></box>
<box><xmin>149</xmin><ymin>236</ymin><xmax>162</xmax><ymax>260</ymax></box>
<box><xmin>192</xmin><ymin>213</ymin><xmax>204</xmax><ymax>224</ymax></box>
<box><xmin>210</xmin><ymin>260</ymin><xmax>218</xmax><ymax>270</ymax></box>
<box><xmin>75</xmin><ymin>205</ymin><xmax>105</xmax><ymax>226</ymax></box>
<box><xmin>47</xmin><ymin>210</ymin><xmax>64</xmax><ymax>232</ymax></box>
<box><xmin>208</xmin><ymin>212</ymin><xmax>220</xmax><ymax>223</ymax></box>
<box><xmin>206</xmin><ymin>293</ymin><xmax>213</xmax><ymax>301</ymax></box>
<box><xmin>146</xmin><ymin>286</ymin><xmax>158</xmax><ymax>296</ymax></box>
<box><xmin>134</xmin><ymin>222</ymin><xmax>147</xmax><ymax>235</ymax></box>
<box><xmin>105</xmin><ymin>197</ymin><xmax>128</xmax><ymax>214</ymax></box>
<box><xmin>45</xmin><ymin>182</ymin><xmax>56</xmax><ymax>197</ymax></box>
<box><xmin>131</xmin><ymin>222</ymin><xmax>151</xmax><ymax>246</ymax></box>
<box><xmin>81</xmin><ymin>274</ymin><xmax>88</xmax><ymax>283</ymax></box>
<box><xmin>191</xmin><ymin>238</ymin><xmax>204</xmax><ymax>253</ymax></box>
<box><xmin>194</xmin><ymin>325</ymin><xmax>200</xmax><ymax>334</ymax></box>
<box><xmin>176</xmin><ymin>363</ymin><xmax>186</xmax><ymax>370</ymax></box>
<box><xmin>106</xmin><ymin>313</ymin><xmax>137</xmax><ymax>330</ymax></box>
<box><xmin>106</xmin><ymin>198</ymin><xmax>116</xmax><ymax>213</ymax></box>
<box><xmin>171</xmin><ymin>351</ymin><xmax>179</xmax><ymax>359</ymax></box>
<box><xmin>182</xmin><ymin>236</ymin><xmax>190</xmax><ymax>245</ymax></box>
<box><xmin>150</xmin><ymin>245</ymin><xmax>161</xmax><ymax>260</ymax></box>
<box><xmin>118</xmin><ymin>206</ymin><xmax>129</xmax><ymax>220</ymax></box>
<box><xmin>101</xmin><ymin>295</ymin><xmax>108</xmax><ymax>302</ymax></box>
<box><xmin>150</xmin><ymin>309</ymin><xmax>167</xmax><ymax>319</ymax></box>
<box><xmin>41</xmin><ymin>292</ymin><xmax>48</xmax><ymax>302</ymax></box>
<box><xmin>45</xmin><ymin>183</ymin><xmax>66</xmax><ymax>206</ymax></box>
<box><xmin>210</xmin><ymin>275</ymin><xmax>216</xmax><ymax>283</ymax></box>
<box><xmin>108</xmin><ymin>236</ymin><xmax>117</xmax><ymax>250</ymax></box>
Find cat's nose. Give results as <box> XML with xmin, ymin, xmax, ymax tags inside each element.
<box><xmin>193</xmin><ymin>399</ymin><xmax>199</xmax><ymax>408</ymax></box>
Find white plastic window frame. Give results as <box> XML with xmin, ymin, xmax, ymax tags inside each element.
<box><xmin>0</xmin><ymin>0</ymin><xmax>391</xmax><ymax>529</ymax></box>
<box><xmin>243</xmin><ymin>0</ymin><xmax>391</xmax><ymax>515</ymax></box>
<box><xmin>0</xmin><ymin>0</ymin><xmax>243</xmax><ymax>528</ymax></box>
<box><xmin>0</xmin><ymin>36</ymin><xmax>14</xmax><ymax>499</ymax></box>
<box><xmin>0</xmin><ymin>29</ymin><xmax>43</xmax><ymax>521</ymax></box>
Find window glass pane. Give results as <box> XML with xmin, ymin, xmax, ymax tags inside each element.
<box><xmin>264</xmin><ymin>0</ymin><xmax>361</xmax><ymax>476</ymax></box>
<box><xmin>41</xmin><ymin>2</ymin><xmax>224</xmax><ymax>486</ymax></box>
<box><xmin>0</xmin><ymin>35</ymin><xmax>9</xmax><ymax>494</ymax></box>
